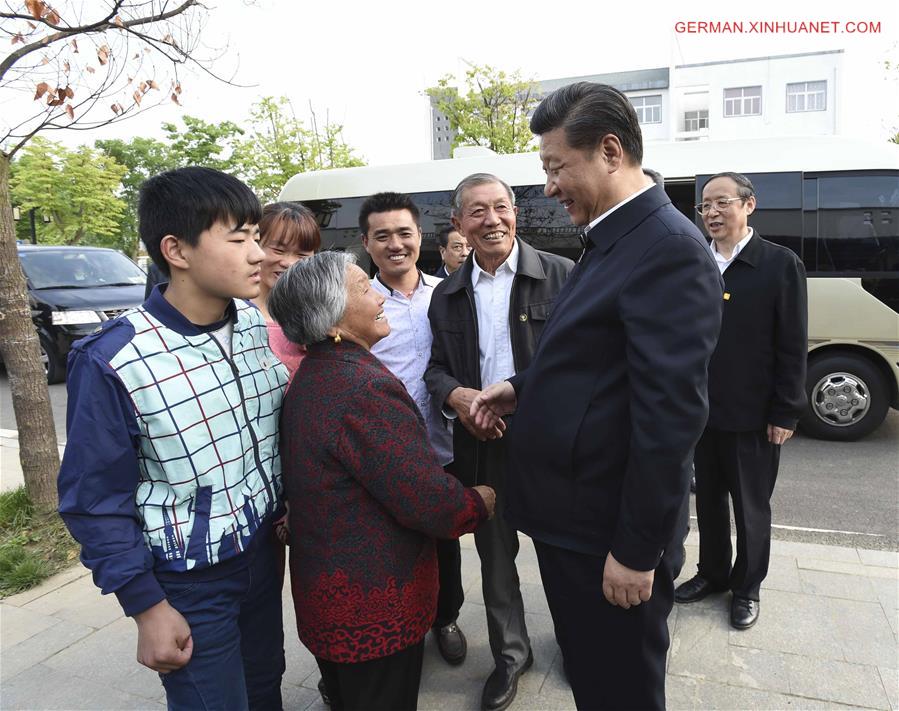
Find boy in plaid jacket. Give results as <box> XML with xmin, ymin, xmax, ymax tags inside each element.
<box><xmin>58</xmin><ymin>167</ymin><xmax>289</xmax><ymax>710</ymax></box>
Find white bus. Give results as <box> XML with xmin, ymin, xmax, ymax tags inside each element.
<box><xmin>280</xmin><ymin>136</ymin><xmax>899</xmax><ymax>442</ymax></box>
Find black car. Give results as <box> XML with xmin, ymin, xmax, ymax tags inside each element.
<box><xmin>17</xmin><ymin>245</ymin><xmax>146</xmax><ymax>383</ymax></box>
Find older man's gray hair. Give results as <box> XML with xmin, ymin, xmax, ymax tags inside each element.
<box><xmin>450</xmin><ymin>173</ymin><xmax>516</xmax><ymax>217</ymax></box>
<box><xmin>269</xmin><ymin>251</ymin><xmax>356</xmax><ymax>345</ymax></box>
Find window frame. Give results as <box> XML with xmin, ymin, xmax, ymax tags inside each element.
<box><xmin>630</xmin><ymin>94</ymin><xmax>663</xmax><ymax>125</ymax></box>
<box><xmin>723</xmin><ymin>86</ymin><xmax>762</xmax><ymax>118</ymax></box>
<box><xmin>786</xmin><ymin>80</ymin><xmax>827</xmax><ymax>113</ymax></box>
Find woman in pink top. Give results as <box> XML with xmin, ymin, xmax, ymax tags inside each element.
<box><xmin>253</xmin><ymin>202</ymin><xmax>322</xmax><ymax>378</ymax></box>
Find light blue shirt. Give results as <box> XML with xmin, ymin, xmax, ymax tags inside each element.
<box><xmin>370</xmin><ymin>271</ymin><xmax>454</xmax><ymax>466</ymax></box>
<box><xmin>471</xmin><ymin>239</ymin><xmax>519</xmax><ymax>388</ymax></box>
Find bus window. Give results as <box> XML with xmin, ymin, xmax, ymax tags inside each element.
<box><xmin>815</xmin><ymin>173</ymin><xmax>899</xmax><ymax>274</ymax></box>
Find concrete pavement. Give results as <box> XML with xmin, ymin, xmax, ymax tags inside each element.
<box><xmin>1</xmin><ymin>433</ymin><xmax>897</xmax><ymax>709</ymax></box>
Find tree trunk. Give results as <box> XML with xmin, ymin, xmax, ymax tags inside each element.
<box><xmin>0</xmin><ymin>153</ymin><xmax>60</xmax><ymax>512</ymax></box>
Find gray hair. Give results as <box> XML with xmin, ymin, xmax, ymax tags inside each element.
<box><xmin>643</xmin><ymin>168</ymin><xmax>664</xmax><ymax>187</ymax></box>
<box><xmin>268</xmin><ymin>251</ymin><xmax>356</xmax><ymax>345</ymax></box>
<box><xmin>702</xmin><ymin>171</ymin><xmax>755</xmax><ymax>199</ymax></box>
<box><xmin>450</xmin><ymin>173</ymin><xmax>516</xmax><ymax>217</ymax></box>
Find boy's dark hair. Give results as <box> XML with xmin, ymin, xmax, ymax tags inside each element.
<box><xmin>358</xmin><ymin>192</ymin><xmax>420</xmax><ymax>234</ymax></box>
<box><xmin>436</xmin><ymin>226</ymin><xmax>456</xmax><ymax>248</ymax></box>
<box><xmin>530</xmin><ymin>82</ymin><xmax>644</xmax><ymax>165</ymax></box>
<box><xmin>139</xmin><ymin>166</ymin><xmax>262</xmax><ymax>277</ymax></box>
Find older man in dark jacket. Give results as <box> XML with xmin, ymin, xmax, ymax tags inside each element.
<box><xmin>425</xmin><ymin>173</ymin><xmax>572</xmax><ymax>711</ymax></box>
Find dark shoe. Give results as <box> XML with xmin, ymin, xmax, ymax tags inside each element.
<box><xmin>674</xmin><ymin>575</ymin><xmax>727</xmax><ymax>603</ymax></box>
<box><xmin>481</xmin><ymin>650</ymin><xmax>534</xmax><ymax>711</ymax></box>
<box><xmin>434</xmin><ymin>621</ymin><xmax>467</xmax><ymax>665</ymax></box>
<box><xmin>317</xmin><ymin>677</ymin><xmax>330</xmax><ymax>706</ymax></box>
<box><xmin>730</xmin><ymin>596</ymin><xmax>760</xmax><ymax>629</ymax></box>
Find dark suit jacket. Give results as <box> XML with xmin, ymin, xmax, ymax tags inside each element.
<box><xmin>707</xmin><ymin>232</ymin><xmax>808</xmax><ymax>432</ymax></box>
<box><xmin>506</xmin><ymin>186</ymin><xmax>724</xmax><ymax>571</ymax></box>
<box><xmin>425</xmin><ymin>239</ymin><xmax>573</xmax><ymax>486</ymax></box>
<box><xmin>433</xmin><ymin>264</ymin><xmax>450</xmax><ymax>279</ymax></box>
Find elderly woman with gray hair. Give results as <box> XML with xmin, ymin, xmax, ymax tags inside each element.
<box><xmin>269</xmin><ymin>251</ymin><xmax>495</xmax><ymax>711</ymax></box>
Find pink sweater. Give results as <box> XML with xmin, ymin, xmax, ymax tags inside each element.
<box><xmin>266</xmin><ymin>321</ymin><xmax>305</xmax><ymax>380</ymax></box>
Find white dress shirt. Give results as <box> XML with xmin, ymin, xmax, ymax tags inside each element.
<box><xmin>471</xmin><ymin>239</ymin><xmax>519</xmax><ymax>388</ymax></box>
<box><xmin>370</xmin><ymin>271</ymin><xmax>454</xmax><ymax>466</ymax></box>
<box><xmin>712</xmin><ymin>228</ymin><xmax>754</xmax><ymax>273</ymax></box>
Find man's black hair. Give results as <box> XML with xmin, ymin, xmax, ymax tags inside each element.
<box><xmin>138</xmin><ymin>166</ymin><xmax>262</xmax><ymax>277</ymax></box>
<box><xmin>530</xmin><ymin>82</ymin><xmax>644</xmax><ymax>164</ymax></box>
<box><xmin>358</xmin><ymin>192</ymin><xmax>420</xmax><ymax>234</ymax></box>
<box><xmin>436</xmin><ymin>225</ymin><xmax>457</xmax><ymax>248</ymax></box>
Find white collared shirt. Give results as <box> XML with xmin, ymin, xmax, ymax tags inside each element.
<box><xmin>471</xmin><ymin>239</ymin><xmax>519</xmax><ymax>388</ymax></box>
<box><xmin>712</xmin><ymin>228</ymin><xmax>754</xmax><ymax>273</ymax></box>
<box><xmin>585</xmin><ymin>183</ymin><xmax>654</xmax><ymax>233</ymax></box>
<box><xmin>370</xmin><ymin>271</ymin><xmax>454</xmax><ymax>466</ymax></box>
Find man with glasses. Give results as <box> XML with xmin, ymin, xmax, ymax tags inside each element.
<box><xmin>675</xmin><ymin>172</ymin><xmax>808</xmax><ymax>630</ymax></box>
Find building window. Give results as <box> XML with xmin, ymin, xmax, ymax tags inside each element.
<box><xmin>684</xmin><ymin>109</ymin><xmax>709</xmax><ymax>132</ymax></box>
<box><xmin>724</xmin><ymin>86</ymin><xmax>762</xmax><ymax>117</ymax></box>
<box><xmin>631</xmin><ymin>95</ymin><xmax>662</xmax><ymax>124</ymax></box>
<box><xmin>786</xmin><ymin>81</ymin><xmax>826</xmax><ymax>112</ymax></box>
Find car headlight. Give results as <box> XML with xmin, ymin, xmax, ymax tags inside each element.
<box><xmin>51</xmin><ymin>310</ymin><xmax>102</xmax><ymax>325</ymax></box>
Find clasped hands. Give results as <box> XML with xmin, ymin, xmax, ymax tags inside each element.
<box><xmin>467</xmin><ymin>382</ymin><xmax>654</xmax><ymax>609</ymax></box>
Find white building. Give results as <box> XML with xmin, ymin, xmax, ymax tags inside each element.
<box><xmin>430</xmin><ymin>50</ymin><xmax>844</xmax><ymax>159</ymax></box>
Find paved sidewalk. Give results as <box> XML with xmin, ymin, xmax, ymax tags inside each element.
<box><xmin>2</xmin><ymin>431</ymin><xmax>897</xmax><ymax>709</ymax></box>
<box><xmin>1</xmin><ymin>526</ymin><xmax>897</xmax><ymax>710</ymax></box>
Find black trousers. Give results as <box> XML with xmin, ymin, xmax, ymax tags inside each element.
<box><xmin>433</xmin><ymin>537</ymin><xmax>463</xmax><ymax>627</ymax></box>
<box><xmin>316</xmin><ymin>641</ymin><xmax>425</xmax><ymax>711</ymax></box>
<box><xmin>694</xmin><ymin>427</ymin><xmax>781</xmax><ymax>600</ymax></box>
<box><xmin>433</xmin><ymin>466</ymin><xmax>464</xmax><ymax>629</ymax></box>
<box><xmin>534</xmin><ymin>541</ymin><xmax>673</xmax><ymax>711</ymax></box>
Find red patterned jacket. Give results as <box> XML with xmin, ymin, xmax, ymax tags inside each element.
<box><xmin>281</xmin><ymin>339</ymin><xmax>487</xmax><ymax>663</ymax></box>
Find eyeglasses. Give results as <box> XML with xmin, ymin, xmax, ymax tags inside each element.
<box><xmin>695</xmin><ymin>197</ymin><xmax>746</xmax><ymax>215</ymax></box>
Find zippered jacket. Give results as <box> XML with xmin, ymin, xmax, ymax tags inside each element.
<box><xmin>424</xmin><ymin>238</ymin><xmax>573</xmax><ymax>485</ymax></box>
<box><xmin>58</xmin><ymin>287</ymin><xmax>288</xmax><ymax>616</ymax></box>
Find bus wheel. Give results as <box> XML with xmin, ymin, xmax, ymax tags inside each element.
<box><xmin>800</xmin><ymin>354</ymin><xmax>889</xmax><ymax>441</ymax></box>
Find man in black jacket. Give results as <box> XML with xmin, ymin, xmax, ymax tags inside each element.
<box><xmin>675</xmin><ymin>172</ymin><xmax>808</xmax><ymax>630</ymax></box>
<box><xmin>425</xmin><ymin>172</ymin><xmax>573</xmax><ymax>711</ymax></box>
<box><xmin>471</xmin><ymin>83</ymin><xmax>723</xmax><ymax>711</ymax></box>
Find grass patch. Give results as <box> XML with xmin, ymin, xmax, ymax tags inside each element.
<box><xmin>0</xmin><ymin>487</ymin><xmax>79</xmax><ymax>597</ymax></box>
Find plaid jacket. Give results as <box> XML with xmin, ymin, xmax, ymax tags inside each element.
<box><xmin>58</xmin><ymin>287</ymin><xmax>288</xmax><ymax>616</ymax></box>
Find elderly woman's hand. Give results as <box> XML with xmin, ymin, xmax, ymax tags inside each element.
<box><xmin>473</xmin><ymin>485</ymin><xmax>497</xmax><ymax>520</ymax></box>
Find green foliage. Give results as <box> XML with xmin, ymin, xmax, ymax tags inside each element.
<box><xmin>161</xmin><ymin>115</ymin><xmax>244</xmax><ymax>171</ymax></box>
<box><xmin>0</xmin><ymin>487</ymin><xmax>33</xmax><ymax>529</ymax></box>
<box><xmin>0</xmin><ymin>487</ymin><xmax>78</xmax><ymax>596</ymax></box>
<box><xmin>231</xmin><ymin>97</ymin><xmax>366</xmax><ymax>204</ymax></box>
<box><xmin>0</xmin><ymin>545</ymin><xmax>48</xmax><ymax>594</ymax></box>
<box><xmin>10</xmin><ymin>138</ymin><xmax>128</xmax><ymax>251</ymax></box>
<box><xmin>427</xmin><ymin>64</ymin><xmax>540</xmax><ymax>154</ymax></box>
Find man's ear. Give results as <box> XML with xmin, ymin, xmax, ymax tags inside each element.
<box><xmin>451</xmin><ymin>215</ymin><xmax>462</xmax><ymax>234</ymax></box>
<box><xmin>361</xmin><ymin>232</ymin><xmax>370</xmax><ymax>253</ymax></box>
<box><xmin>599</xmin><ymin>134</ymin><xmax>625</xmax><ymax>172</ymax></box>
<box><xmin>160</xmin><ymin>235</ymin><xmax>189</xmax><ymax>272</ymax></box>
<box><xmin>745</xmin><ymin>196</ymin><xmax>757</xmax><ymax>216</ymax></box>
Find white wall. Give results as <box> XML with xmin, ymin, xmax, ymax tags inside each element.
<box><xmin>672</xmin><ymin>53</ymin><xmax>842</xmax><ymax>141</ymax></box>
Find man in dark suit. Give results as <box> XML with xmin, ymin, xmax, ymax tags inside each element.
<box><xmin>426</xmin><ymin>173</ymin><xmax>573</xmax><ymax>711</ymax></box>
<box><xmin>471</xmin><ymin>83</ymin><xmax>723</xmax><ymax>710</ymax></box>
<box><xmin>674</xmin><ymin>172</ymin><xmax>808</xmax><ymax>630</ymax></box>
<box><xmin>433</xmin><ymin>226</ymin><xmax>471</xmax><ymax>278</ymax></box>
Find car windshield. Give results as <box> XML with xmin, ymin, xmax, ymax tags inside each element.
<box><xmin>19</xmin><ymin>250</ymin><xmax>146</xmax><ymax>289</ymax></box>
